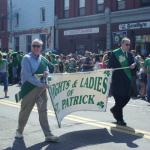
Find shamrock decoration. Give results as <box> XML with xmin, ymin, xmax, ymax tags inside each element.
<box><xmin>97</xmin><ymin>101</ymin><xmax>105</xmax><ymax>109</ymax></box>
<box><xmin>119</xmin><ymin>55</ymin><xmax>126</xmax><ymax>63</ymax></box>
<box><xmin>104</xmin><ymin>71</ymin><xmax>111</xmax><ymax>77</ymax></box>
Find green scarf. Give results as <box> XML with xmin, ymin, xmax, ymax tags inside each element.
<box><xmin>0</xmin><ymin>59</ymin><xmax>3</xmax><ymax>66</ymax></box>
<box><xmin>113</xmin><ymin>48</ymin><xmax>132</xmax><ymax>80</ymax></box>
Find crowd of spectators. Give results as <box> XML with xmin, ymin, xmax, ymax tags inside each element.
<box><xmin>0</xmin><ymin>48</ymin><xmax>150</xmax><ymax>102</ymax></box>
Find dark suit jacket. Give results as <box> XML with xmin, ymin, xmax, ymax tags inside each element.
<box><xmin>108</xmin><ymin>48</ymin><xmax>135</xmax><ymax>96</ymax></box>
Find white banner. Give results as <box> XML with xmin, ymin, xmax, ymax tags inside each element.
<box><xmin>47</xmin><ymin>69</ymin><xmax>112</xmax><ymax>127</ymax></box>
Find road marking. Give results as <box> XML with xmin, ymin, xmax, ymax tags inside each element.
<box><xmin>0</xmin><ymin>100</ymin><xmax>150</xmax><ymax>139</ymax></box>
<box><xmin>108</xmin><ymin>100</ymin><xmax>150</xmax><ymax>111</ymax></box>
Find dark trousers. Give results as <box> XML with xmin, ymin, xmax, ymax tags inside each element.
<box><xmin>111</xmin><ymin>94</ymin><xmax>130</xmax><ymax>121</ymax></box>
<box><xmin>131</xmin><ymin>76</ymin><xmax>138</xmax><ymax>97</ymax></box>
<box><xmin>0</xmin><ymin>72</ymin><xmax>8</xmax><ymax>91</ymax></box>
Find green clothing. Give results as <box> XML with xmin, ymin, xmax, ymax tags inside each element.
<box><xmin>113</xmin><ymin>48</ymin><xmax>132</xmax><ymax>80</ymax></box>
<box><xmin>18</xmin><ymin>54</ymin><xmax>24</xmax><ymax>64</ymax></box>
<box><xmin>11</xmin><ymin>52</ymin><xmax>19</xmax><ymax>67</ymax></box>
<box><xmin>144</xmin><ymin>57</ymin><xmax>150</xmax><ymax>74</ymax></box>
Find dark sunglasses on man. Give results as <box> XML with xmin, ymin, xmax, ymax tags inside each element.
<box><xmin>32</xmin><ymin>45</ymin><xmax>41</xmax><ymax>48</ymax></box>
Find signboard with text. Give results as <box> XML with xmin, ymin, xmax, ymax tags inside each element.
<box><xmin>47</xmin><ymin>69</ymin><xmax>112</xmax><ymax>126</ymax></box>
<box><xmin>64</xmin><ymin>27</ymin><xmax>99</xmax><ymax>36</ymax></box>
<box><xmin>119</xmin><ymin>21</ymin><xmax>150</xmax><ymax>30</ymax></box>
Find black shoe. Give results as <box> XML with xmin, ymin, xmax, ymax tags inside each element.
<box><xmin>116</xmin><ymin>120</ymin><xmax>127</xmax><ymax>126</ymax></box>
<box><xmin>141</xmin><ymin>96</ymin><xmax>146</xmax><ymax>100</ymax></box>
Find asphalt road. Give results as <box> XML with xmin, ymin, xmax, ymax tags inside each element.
<box><xmin>0</xmin><ymin>84</ymin><xmax>150</xmax><ymax>150</ymax></box>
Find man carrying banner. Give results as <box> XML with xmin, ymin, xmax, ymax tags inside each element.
<box><xmin>15</xmin><ymin>39</ymin><xmax>59</xmax><ymax>142</ymax></box>
<box><xmin>108</xmin><ymin>37</ymin><xmax>136</xmax><ymax>126</ymax></box>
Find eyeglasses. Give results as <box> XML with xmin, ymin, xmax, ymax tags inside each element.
<box><xmin>125</xmin><ymin>43</ymin><xmax>130</xmax><ymax>46</ymax></box>
<box><xmin>32</xmin><ymin>45</ymin><xmax>41</xmax><ymax>48</ymax></box>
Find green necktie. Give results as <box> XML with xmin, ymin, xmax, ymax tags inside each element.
<box><xmin>124</xmin><ymin>52</ymin><xmax>127</xmax><ymax>57</ymax></box>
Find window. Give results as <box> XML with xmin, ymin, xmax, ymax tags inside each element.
<box><xmin>64</xmin><ymin>0</ymin><xmax>69</xmax><ymax>18</ymax></box>
<box><xmin>117</xmin><ymin>0</ymin><xmax>126</xmax><ymax>10</ymax></box>
<box><xmin>140</xmin><ymin>0</ymin><xmax>150</xmax><ymax>6</ymax></box>
<box><xmin>14</xmin><ymin>37</ymin><xmax>19</xmax><ymax>51</ymax></box>
<box><xmin>15</xmin><ymin>13</ymin><xmax>19</xmax><ymax>26</ymax></box>
<box><xmin>79</xmin><ymin>0</ymin><xmax>85</xmax><ymax>16</ymax></box>
<box><xmin>40</xmin><ymin>7</ymin><xmax>46</xmax><ymax>22</ymax></box>
<box><xmin>0</xmin><ymin>16</ymin><xmax>5</xmax><ymax>31</ymax></box>
<box><xmin>96</xmin><ymin>0</ymin><xmax>104</xmax><ymax>13</ymax></box>
<box><xmin>40</xmin><ymin>34</ymin><xmax>46</xmax><ymax>50</ymax></box>
<box><xmin>26</xmin><ymin>35</ymin><xmax>32</xmax><ymax>52</ymax></box>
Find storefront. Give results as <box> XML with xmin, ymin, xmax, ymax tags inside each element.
<box><xmin>135</xmin><ymin>35</ymin><xmax>150</xmax><ymax>56</ymax></box>
<box><xmin>58</xmin><ymin>25</ymin><xmax>106</xmax><ymax>54</ymax></box>
<box><xmin>116</xmin><ymin>21</ymin><xmax>150</xmax><ymax>56</ymax></box>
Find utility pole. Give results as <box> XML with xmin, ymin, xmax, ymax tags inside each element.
<box><xmin>9</xmin><ymin>0</ymin><xmax>13</xmax><ymax>48</ymax></box>
<box><xmin>105</xmin><ymin>7</ymin><xmax>111</xmax><ymax>50</ymax></box>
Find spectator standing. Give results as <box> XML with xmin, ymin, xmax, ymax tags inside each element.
<box><xmin>144</xmin><ymin>55</ymin><xmax>150</xmax><ymax>102</ymax></box>
<box><xmin>0</xmin><ymin>52</ymin><xmax>9</xmax><ymax>98</ymax></box>
<box><xmin>81</xmin><ymin>51</ymin><xmax>94</xmax><ymax>72</ymax></box>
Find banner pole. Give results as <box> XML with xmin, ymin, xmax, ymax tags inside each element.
<box><xmin>46</xmin><ymin>77</ymin><xmax>61</xmax><ymax>128</ymax></box>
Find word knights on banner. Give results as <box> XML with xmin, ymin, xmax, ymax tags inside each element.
<box><xmin>47</xmin><ymin>69</ymin><xmax>112</xmax><ymax>127</ymax></box>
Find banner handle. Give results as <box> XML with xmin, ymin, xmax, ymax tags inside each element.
<box><xmin>46</xmin><ymin>77</ymin><xmax>61</xmax><ymax>128</ymax></box>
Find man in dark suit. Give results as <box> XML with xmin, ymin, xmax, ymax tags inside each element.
<box><xmin>108</xmin><ymin>37</ymin><xmax>136</xmax><ymax>126</ymax></box>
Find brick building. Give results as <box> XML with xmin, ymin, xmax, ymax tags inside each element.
<box><xmin>55</xmin><ymin>0</ymin><xmax>150</xmax><ymax>55</ymax></box>
<box><xmin>0</xmin><ymin>0</ymin><xmax>8</xmax><ymax>51</ymax></box>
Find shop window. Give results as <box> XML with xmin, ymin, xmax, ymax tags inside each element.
<box><xmin>79</xmin><ymin>0</ymin><xmax>85</xmax><ymax>16</ymax></box>
<box><xmin>117</xmin><ymin>0</ymin><xmax>126</xmax><ymax>10</ymax></box>
<box><xmin>40</xmin><ymin>34</ymin><xmax>46</xmax><ymax>51</ymax></box>
<box><xmin>135</xmin><ymin>35</ymin><xmax>150</xmax><ymax>56</ymax></box>
<box><xmin>64</xmin><ymin>0</ymin><xmax>69</xmax><ymax>18</ymax></box>
<box><xmin>26</xmin><ymin>35</ymin><xmax>32</xmax><ymax>52</ymax></box>
<box><xmin>140</xmin><ymin>0</ymin><xmax>150</xmax><ymax>6</ymax></box>
<box><xmin>96</xmin><ymin>0</ymin><xmax>104</xmax><ymax>13</ymax></box>
<box><xmin>112</xmin><ymin>31</ymin><xmax>127</xmax><ymax>45</ymax></box>
<box><xmin>40</xmin><ymin>7</ymin><xmax>46</xmax><ymax>22</ymax></box>
<box><xmin>14</xmin><ymin>36</ymin><xmax>19</xmax><ymax>51</ymax></box>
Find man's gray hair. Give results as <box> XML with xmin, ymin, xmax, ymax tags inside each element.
<box><xmin>121</xmin><ymin>37</ymin><xmax>130</xmax><ymax>44</ymax></box>
<box><xmin>32</xmin><ymin>39</ymin><xmax>43</xmax><ymax>45</ymax></box>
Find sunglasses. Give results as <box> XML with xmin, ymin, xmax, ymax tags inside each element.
<box><xmin>32</xmin><ymin>45</ymin><xmax>41</xmax><ymax>48</ymax></box>
<box><xmin>125</xmin><ymin>43</ymin><xmax>130</xmax><ymax>46</ymax></box>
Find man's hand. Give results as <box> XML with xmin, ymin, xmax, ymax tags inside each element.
<box><xmin>130</xmin><ymin>63</ymin><xmax>136</xmax><ymax>69</ymax></box>
<box><xmin>43</xmin><ymin>71</ymin><xmax>49</xmax><ymax>77</ymax></box>
<box><xmin>42</xmin><ymin>83</ymin><xmax>48</xmax><ymax>89</ymax></box>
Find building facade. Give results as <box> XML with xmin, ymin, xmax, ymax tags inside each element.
<box><xmin>8</xmin><ymin>0</ymin><xmax>55</xmax><ymax>53</ymax></box>
<box><xmin>55</xmin><ymin>0</ymin><xmax>150</xmax><ymax>55</ymax></box>
<box><xmin>0</xmin><ymin>0</ymin><xmax>8</xmax><ymax>51</ymax></box>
